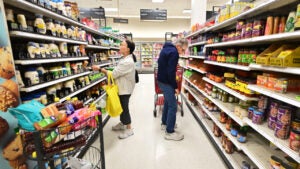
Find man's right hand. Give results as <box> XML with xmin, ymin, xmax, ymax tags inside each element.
<box><xmin>175</xmin><ymin>89</ymin><xmax>180</xmax><ymax>96</ymax></box>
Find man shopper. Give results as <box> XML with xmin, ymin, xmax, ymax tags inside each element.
<box><xmin>157</xmin><ymin>38</ymin><xmax>188</xmax><ymax>141</ymax></box>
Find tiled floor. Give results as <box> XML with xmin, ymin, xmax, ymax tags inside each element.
<box><xmin>93</xmin><ymin>74</ymin><xmax>227</xmax><ymax>169</ymax></box>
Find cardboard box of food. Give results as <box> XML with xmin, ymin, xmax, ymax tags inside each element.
<box><xmin>269</xmin><ymin>46</ymin><xmax>300</xmax><ymax>67</ymax></box>
<box><xmin>256</xmin><ymin>44</ymin><xmax>282</xmax><ymax>65</ymax></box>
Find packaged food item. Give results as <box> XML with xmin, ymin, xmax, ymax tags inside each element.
<box><xmin>269</xmin><ymin>101</ymin><xmax>280</xmax><ymax>118</ymax></box>
<box><xmin>291</xmin><ymin>119</ymin><xmax>300</xmax><ymax>132</ymax></box>
<box><xmin>277</xmin><ymin>106</ymin><xmax>292</xmax><ymax>125</ymax></box>
<box><xmin>225</xmin><ymin>139</ymin><xmax>234</xmax><ymax>154</ymax></box>
<box><xmin>5</xmin><ymin>9</ymin><xmax>14</xmax><ymax>23</ymax></box>
<box><xmin>273</xmin><ymin>16</ymin><xmax>280</xmax><ymax>34</ymax></box>
<box><xmin>279</xmin><ymin>16</ymin><xmax>287</xmax><ymax>33</ymax></box>
<box><xmin>285</xmin><ymin>11</ymin><xmax>296</xmax><ymax>32</ymax></box>
<box><xmin>27</xmin><ymin>42</ymin><xmax>40</xmax><ymax>59</ymax></box>
<box><xmin>270</xmin><ymin>156</ymin><xmax>282</xmax><ymax>169</ymax></box>
<box><xmin>24</xmin><ymin>67</ymin><xmax>39</xmax><ymax>86</ymax></box>
<box><xmin>252</xmin><ymin>19</ymin><xmax>265</xmax><ymax>37</ymax></box>
<box><xmin>55</xmin><ymin>20</ymin><xmax>62</xmax><ymax>37</ymax></box>
<box><xmin>264</xmin><ymin>16</ymin><xmax>274</xmax><ymax>35</ymax></box>
<box><xmin>244</xmin><ymin>21</ymin><xmax>253</xmax><ymax>39</ymax></box>
<box><xmin>289</xmin><ymin>130</ymin><xmax>300</xmax><ymax>151</ymax></box>
<box><xmin>275</xmin><ymin>122</ymin><xmax>290</xmax><ymax>139</ymax></box>
<box><xmin>237</xmin><ymin>130</ymin><xmax>247</xmax><ymax>143</ymax></box>
<box><xmin>268</xmin><ymin>116</ymin><xmax>277</xmax><ymax>130</ymax></box>
<box><xmin>295</xmin><ymin>4</ymin><xmax>300</xmax><ymax>30</ymax></box>
<box><xmin>34</xmin><ymin>112</ymin><xmax>66</xmax><ymax>130</ymax></box>
<box><xmin>34</xmin><ymin>14</ymin><xmax>46</xmax><ymax>34</ymax></box>
<box><xmin>61</xmin><ymin>22</ymin><xmax>67</xmax><ymax>38</ymax></box>
<box><xmin>213</xmin><ymin>123</ymin><xmax>221</xmax><ymax>137</ymax></box>
<box><xmin>59</xmin><ymin>42</ymin><xmax>68</xmax><ymax>55</ymax></box>
<box><xmin>46</xmin><ymin>18</ymin><xmax>56</xmax><ymax>36</ymax></box>
<box><xmin>17</xmin><ymin>14</ymin><xmax>27</xmax><ymax>29</ymax></box>
<box><xmin>41</xmin><ymin>104</ymin><xmax>60</xmax><ymax>118</ymax></box>
<box><xmin>252</xmin><ymin>109</ymin><xmax>264</xmax><ymax>124</ymax></box>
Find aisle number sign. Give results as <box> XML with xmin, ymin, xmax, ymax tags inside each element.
<box><xmin>140</xmin><ymin>9</ymin><xmax>167</xmax><ymax>21</ymax></box>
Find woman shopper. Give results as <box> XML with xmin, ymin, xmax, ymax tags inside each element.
<box><xmin>157</xmin><ymin>38</ymin><xmax>188</xmax><ymax>141</ymax></box>
<box><xmin>92</xmin><ymin>40</ymin><xmax>136</xmax><ymax>139</ymax></box>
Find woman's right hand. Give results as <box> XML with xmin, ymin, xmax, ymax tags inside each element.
<box><xmin>92</xmin><ymin>65</ymin><xmax>100</xmax><ymax>71</ymax></box>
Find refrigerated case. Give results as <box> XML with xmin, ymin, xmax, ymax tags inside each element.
<box><xmin>135</xmin><ymin>42</ymin><xmax>163</xmax><ymax>73</ymax></box>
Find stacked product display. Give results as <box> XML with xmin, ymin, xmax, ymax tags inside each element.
<box><xmin>183</xmin><ymin>0</ymin><xmax>300</xmax><ymax>169</ymax></box>
<box><xmin>0</xmin><ymin>0</ymin><xmax>124</xmax><ymax>168</ymax></box>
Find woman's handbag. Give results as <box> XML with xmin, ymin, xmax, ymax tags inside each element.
<box><xmin>103</xmin><ymin>72</ymin><xmax>123</xmax><ymax>117</ymax></box>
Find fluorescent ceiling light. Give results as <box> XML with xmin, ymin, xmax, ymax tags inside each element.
<box><xmin>105</xmin><ymin>8</ymin><xmax>118</xmax><ymax>12</ymax></box>
<box><xmin>152</xmin><ymin>0</ymin><xmax>164</xmax><ymax>3</ymax></box>
<box><xmin>101</xmin><ymin>15</ymin><xmax>190</xmax><ymax>19</ymax></box>
<box><xmin>182</xmin><ymin>9</ymin><xmax>191</xmax><ymax>14</ymax></box>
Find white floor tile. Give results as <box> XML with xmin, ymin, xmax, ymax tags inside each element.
<box><xmin>96</xmin><ymin>74</ymin><xmax>227</xmax><ymax>169</ymax></box>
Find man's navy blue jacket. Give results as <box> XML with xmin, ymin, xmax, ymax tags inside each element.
<box><xmin>157</xmin><ymin>42</ymin><xmax>179</xmax><ymax>89</ymax></box>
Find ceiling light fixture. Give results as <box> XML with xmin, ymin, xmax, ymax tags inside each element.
<box><xmin>105</xmin><ymin>8</ymin><xmax>118</xmax><ymax>12</ymax></box>
<box><xmin>152</xmin><ymin>0</ymin><xmax>164</xmax><ymax>3</ymax></box>
<box><xmin>182</xmin><ymin>9</ymin><xmax>191</xmax><ymax>14</ymax></box>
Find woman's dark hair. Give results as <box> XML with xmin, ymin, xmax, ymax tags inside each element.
<box><xmin>125</xmin><ymin>39</ymin><xmax>137</xmax><ymax>62</ymax></box>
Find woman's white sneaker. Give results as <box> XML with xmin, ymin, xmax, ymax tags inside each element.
<box><xmin>112</xmin><ymin>122</ymin><xmax>126</xmax><ymax>131</ymax></box>
<box><xmin>118</xmin><ymin>129</ymin><xmax>134</xmax><ymax>139</ymax></box>
<box><xmin>164</xmin><ymin>131</ymin><xmax>184</xmax><ymax>141</ymax></box>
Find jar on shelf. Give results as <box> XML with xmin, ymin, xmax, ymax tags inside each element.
<box><xmin>24</xmin><ymin>67</ymin><xmax>39</xmax><ymax>86</ymax></box>
<box><xmin>252</xmin><ymin>109</ymin><xmax>264</xmax><ymax>124</ymax></box>
<box><xmin>34</xmin><ymin>14</ymin><xmax>46</xmax><ymax>34</ymax></box>
<box><xmin>220</xmin><ymin>112</ymin><xmax>227</xmax><ymax>124</ymax></box>
<box><xmin>45</xmin><ymin>18</ymin><xmax>56</xmax><ymax>36</ymax></box>
<box><xmin>61</xmin><ymin>22</ymin><xmax>67</xmax><ymax>38</ymax></box>
<box><xmin>27</xmin><ymin>42</ymin><xmax>41</xmax><ymax>59</ymax></box>
<box><xmin>59</xmin><ymin>42</ymin><xmax>68</xmax><ymax>55</ymax></box>
<box><xmin>289</xmin><ymin>129</ymin><xmax>300</xmax><ymax>151</ymax></box>
<box><xmin>55</xmin><ymin>20</ymin><xmax>62</xmax><ymax>37</ymax></box>
<box><xmin>225</xmin><ymin>139</ymin><xmax>234</xmax><ymax>154</ymax></box>
<box><xmin>226</xmin><ymin>118</ymin><xmax>232</xmax><ymax>131</ymax></box>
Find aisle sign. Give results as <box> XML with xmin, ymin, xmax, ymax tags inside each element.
<box><xmin>113</xmin><ymin>18</ymin><xmax>128</xmax><ymax>24</ymax></box>
<box><xmin>140</xmin><ymin>9</ymin><xmax>167</xmax><ymax>20</ymax></box>
<box><xmin>79</xmin><ymin>7</ymin><xmax>105</xmax><ymax>18</ymax></box>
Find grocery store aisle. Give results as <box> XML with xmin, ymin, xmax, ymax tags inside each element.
<box><xmin>94</xmin><ymin>74</ymin><xmax>227</xmax><ymax>169</ymax></box>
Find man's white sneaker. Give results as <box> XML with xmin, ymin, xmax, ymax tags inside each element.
<box><xmin>161</xmin><ymin>123</ymin><xmax>178</xmax><ymax>131</ymax></box>
<box><xmin>164</xmin><ymin>131</ymin><xmax>184</xmax><ymax>141</ymax></box>
<box><xmin>112</xmin><ymin>122</ymin><xmax>126</xmax><ymax>131</ymax></box>
<box><xmin>118</xmin><ymin>129</ymin><xmax>134</xmax><ymax>139</ymax></box>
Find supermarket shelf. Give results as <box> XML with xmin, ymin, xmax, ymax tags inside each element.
<box><xmin>83</xmin><ymin>98</ymin><xmax>94</xmax><ymax>105</ymax></box>
<box><xmin>184</xmin><ymin>77</ymin><xmax>245</xmax><ymax>126</ymax></box>
<box><xmin>83</xmin><ymin>92</ymin><xmax>107</xmax><ymax>105</ymax></box>
<box><xmin>249</xmin><ymin>63</ymin><xmax>300</xmax><ymax>75</ymax></box>
<box><xmin>205</xmin><ymin>31</ymin><xmax>300</xmax><ymax>47</ymax></box>
<box><xmin>60</xmin><ymin>76</ymin><xmax>106</xmax><ymax>102</ymax></box>
<box><xmin>189</xmin><ymin>55</ymin><xmax>206</xmax><ymax>59</ymax></box>
<box><xmin>247</xmin><ymin>85</ymin><xmax>300</xmax><ymax>108</ymax></box>
<box><xmin>180</xmin><ymin>56</ymin><xmax>189</xmax><ymax>59</ymax></box>
<box><xmin>10</xmin><ymin>31</ymin><xmax>88</xmax><ymax>44</ymax></box>
<box><xmin>94</xmin><ymin>92</ymin><xmax>107</xmax><ymax>103</ymax></box>
<box><xmin>204</xmin><ymin>61</ymin><xmax>251</xmax><ymax>71</ymax></box>
<box><xmin>109</xmin><ymin>56</ymin><xmax>122</xmax><ymax>59</ymax></box>
<box><xmin>201</xmin><ymin>103</ymin><xmax>243</xmax><ymax>150</ymax></box>
<box><xmin>203</xmin><ymin>77</ymin><xmax>258</xmax><ymax>101</ymax></box>
<box><xmin>110</xmin><ymin>47</ymin><xmax>120</xmax><ymax>50</ymax></box>
<box><xmin>4</xmin><ymin>0</ymin><xmax>84</xmax><ymax>28</ymax></box>
<box><xmin>96</xmin><ymin>62</ymin><xmax>113</xmax><ymax>67</ymax></box>
<box><xmin>85</xmin><ymin>45</ymin><xmax>110</xmax><ymax>50</ymax></box>
<box><xmin>189</xmin><ymin>41</ymin><xmax>206</xmax><ymax>47</ymax></box>
<box><xmin>185</xmin><ymin>28</ymin><xmax>207</xmax><ymax>38</ymax></box>
<box><xmin>183</xmin><ymin>85</ymin><xmax>204</xmax><ymax>105</ymax></box>
<box><xmin>14</xmin><ymin>57</ymin><xmax>89</xmax><ymax>65</ymax></box>
<box><xmin>187</xmin><ymin>66</ymin><xmax>207</xmax><ymax>74</ymax></box>
<box><xmin>183</xmin><ymin>93</ymin><xmax>251</xmax><ymax>169</ymax></box>
<box><xmin>201</xmin><ymin>118</ymin><xmax>250</xmax><ymax>169</ymax></box>
<box><xmin>20</xmin><ymin>71</ymin><xmax>91</xmax><ymax>92</ymax></box>
<box><xmin>205</xmin><ymin>0</ymin><xmax>298</xmax><ymax>32</ymax></box>
<box><xmin>244</xmin><ymin>118</ymin><xmax>300</xmax><ymax>163</ymax></box>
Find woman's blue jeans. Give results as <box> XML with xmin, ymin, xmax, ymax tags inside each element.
<box><xmin>158</xmin><ymin>81</ymin><xmax>177</xmax><ymax>133</ymax></box>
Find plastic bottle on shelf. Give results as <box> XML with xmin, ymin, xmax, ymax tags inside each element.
<box><xmin>98</xmin><ymin>98</ymin><xmax>106</xmax><ymax>114</ymax></box>
<box><xmin>65</xmin><ymin>97</ymin><xmax>75</xmax><ymax>116</ymax></box>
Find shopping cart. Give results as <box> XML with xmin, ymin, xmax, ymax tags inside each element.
<box><xmin>153</xmin><ymin>66</ymin><xmax>184</xmax><ymax>117</ymax></box>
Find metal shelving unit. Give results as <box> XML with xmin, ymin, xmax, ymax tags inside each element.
<box><xmin>60</xmin><ymin>77</ymin><xmax>106</xmax><ymax>102</ymax></box>
<box><xmin>189</xmin><ymin>41</ymin><xmax>206</xmax><ymax>47</ymax></box>
<box><xmin>187</xmin><ymin>66</ymin><xmax>207</xmax><ymax>74</ymax></box>
<box><xmin>249</xmin><ymin>63</ymin><xmax>300</xmax><ymax>75</ymax></box>
<box><xmin>188</xmin><ymin>55</ymin><xmax>205</xmax><ymax>59</ymax></box>
<box><xmin>10</xmin><ymin>31</ymin><xmax>88</xmax><ymax>44</ymax></box>
<box><xmin>247</xmin><ymin>85</ymin><xmax>300</xmax><ymax>108</ymax></box>
<box><xmin>204</xmin><ymin>61</ymin><xmax>251</xmax><ymax>71</ymax></box>
<box><xmin>20</xmin><ymin>71</ymin><xmax>91</xmax><ymax>92</ymax></box>
<box><xmin>203</xmin><ymin>77</ymin><xmax>258</xmax><ymax>101</ymax></box>
<box><xmin>85</xmin><ymin>45</ymin><xmax>110</xmax><ymax>50</ymax></box>
<box><xmin>14</xmin><ymin>57</ymin><xmax>89</xmax><ymax>65</ymax></box>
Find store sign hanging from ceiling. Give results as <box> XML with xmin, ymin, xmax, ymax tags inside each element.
<box><xmin>79</xmin><ymin>7</ymin><xmax>105</xmax><ymax>18</ymax></box>
<box><xmin>113</xmin><ymin>18</ymin><xmax>128</xmax><ymax>24</ymax></box>
<box><xmin>140</xmin><ymin>9</ymin><xmax>167</xmax><ymax>21</ymax></box>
